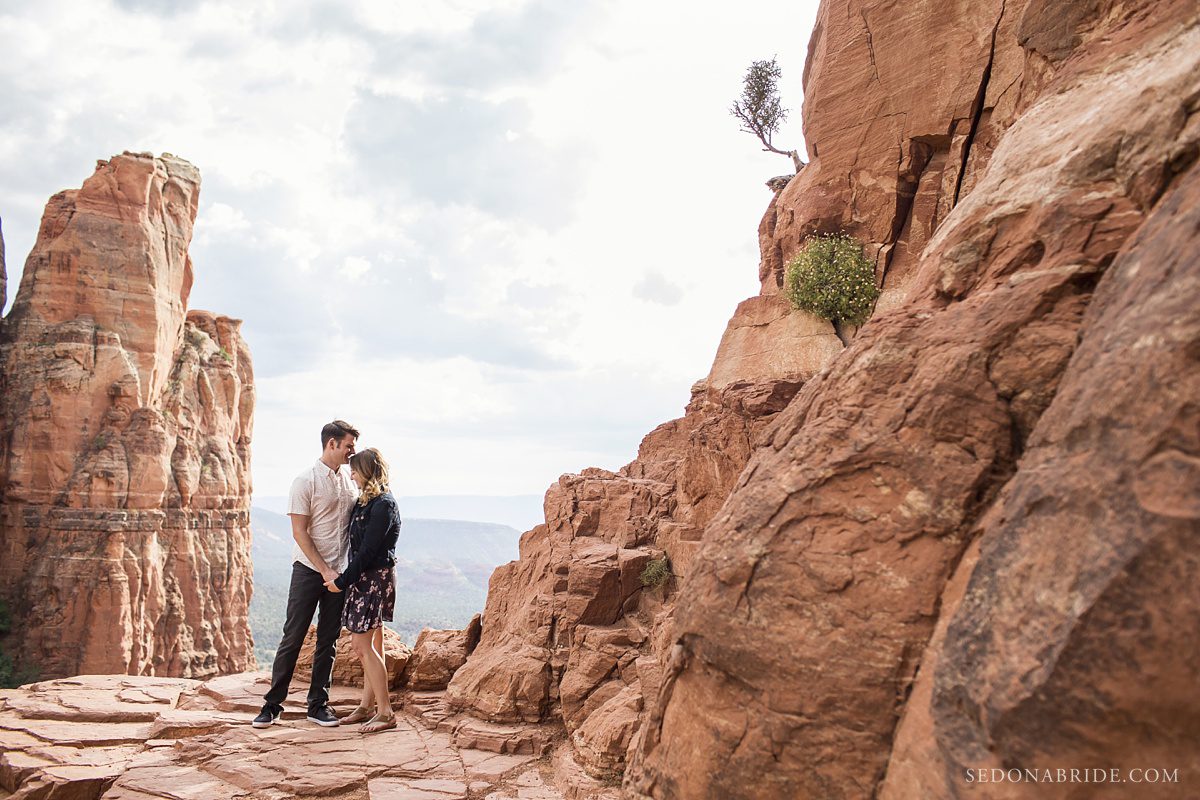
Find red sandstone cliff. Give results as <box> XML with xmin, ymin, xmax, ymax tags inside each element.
<box><xmin>630</xmin><ymin>2</ymin><xmax>1200</xmax><ymax>795</ymax></box>
<box><xmin>0</xmin><ymin>152</ymin><xmax>255</xmax><ymax>680</ymax></box>
<box><xmin>442</xmin><ymin>1</ymin><xmax>1200</xmax><ymax>797</ymax></box>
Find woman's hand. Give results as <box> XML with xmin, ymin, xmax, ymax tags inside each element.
<box><xmin>325</xmin><ymin>577</ymin><xmax>343</xmax><ymax>593</ymax></box>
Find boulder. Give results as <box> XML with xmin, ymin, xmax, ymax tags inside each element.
<box><xmin>293</xmin><ymin>624</ymin><xmax>413</xmax><ymax>689</ymax></box>
<box><xmin>404</xmin><ymin>615</ymin><xmax>482</xmax><ymax>690</ymax></box>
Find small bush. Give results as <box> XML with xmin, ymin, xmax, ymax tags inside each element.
<box><xmin>784</xmin><ymin>233</ymin><xmax>880</xmax><ymax>327</ymax></box>
<box><xmin>640</xmin><ymin>557</ymin><xmax>673</xmax><ymax>589</ymax></box>
<box><xmin>0</xmin><ymin>650</ymin><xmax>40</xmax><ymax>688</ymax></box>
<box><xmin>0</xmin><ymin>600</ymin><xmax>38</xmax><ymax>688</ymax></box>
<box><xmin>218</xmin><ymin>347</ymin><xmax>233</xmax><ymax>363</ymax></box>
<box><xmin>93</xmin><ymin>433</ymin><xmax>108</xmax><ymax>450</ymax></box>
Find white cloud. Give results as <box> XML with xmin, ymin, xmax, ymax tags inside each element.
<box><xmin>633</xmin><ymin>271</ymin><xmax>684</xmax><ymax>306</ymax></box>
<box><xmin>195</xmin><ymin>201</ymin><xmax>251</xmax><ymax>238</ymax></box>
<box><xmin>252</xmin><ymin>350</ymin><xmax>686</xmax><ymax>496</ymax></box>
<box><xmin>0</xmin><ymin>0</ymin><xmax>820</xmax><ymax>501</ymax></box>
<box><xmin>352</xmin><ymin>0</ymin><xmax>531</xmax><ymax>36</ymax></box>
<box><xmin>337</xmin><ymin>256</ymin><xmax>372</xmax><ymax>282</ymax></box>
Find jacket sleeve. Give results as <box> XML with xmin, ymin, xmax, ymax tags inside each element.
<box><xmin>335</xmin><ymin>498</ymin><xmax>394</xmax><ymax>590</ymax></box>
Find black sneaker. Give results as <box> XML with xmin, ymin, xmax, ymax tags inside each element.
<box><xmin>306</xmin><ymin>705</ymin><xmax>340</xmax><ymax>727</ymax></box>
<box><xmin>252</xmin><ymin>704</ymin><xmax>281</xmax><ymax>728</ymax></box>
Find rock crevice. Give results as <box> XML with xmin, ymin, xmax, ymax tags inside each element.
<box><xmin>953</xmin><ymin>0</ymin><xmax>1008</xmax><ymax>208</ymax></box>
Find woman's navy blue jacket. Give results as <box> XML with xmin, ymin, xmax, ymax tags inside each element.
<box><xmin>334</xmin><ymin>491</ymin><xmax>401</xmax><ymax>590</ymax></box>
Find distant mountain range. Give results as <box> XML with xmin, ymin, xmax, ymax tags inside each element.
<box><xmin>253</xmin><ymin>494</ymin><xmax>544</xmax><ymax>533</ymax></box>
<box><xmin>249</xmin><ymin>506</ymin><xmax>522</xmax><ymax>667</ymax></box>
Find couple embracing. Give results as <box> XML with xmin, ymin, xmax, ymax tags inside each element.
<box><xmin>252</xmin><ymin>420</ymin><xmax>402</xmax><ymax>734</ymax></box>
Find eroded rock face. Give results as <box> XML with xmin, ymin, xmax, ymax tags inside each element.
<box><xmin>759</xmin><ymin>0</ymin><xmax>1027</xmax><ymax>312</ymax></box>
<box><xmin>436</xmin><ymin>0</ymin><xmax>1199</xmax><ymax>796</ymax></box>
<box><xmin>443</xmin><ymin>362</ymin><xmax>820</xmax><ymax>779</ymax></box>
<box><xmin>627</xmin><ymin>3</ymin><xmax>1200</xmax><ymax>799</ymax></box>
<box><xmin>881</xmin><ymin>148</ymin><xmax>1200</xmax><ymax>800</ymax></box>
<box><xmin>0</xmin><ymin>152</ymin><xmax>256</xmax><ymax>680</ymax></box>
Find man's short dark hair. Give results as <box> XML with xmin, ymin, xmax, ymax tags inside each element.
<box><xmin>321</xmin><ymin>420</ymin><xmax>360</xmax><ymax>448</ymax></box>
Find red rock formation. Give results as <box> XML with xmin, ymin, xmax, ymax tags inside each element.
<box><xmin>881</xmin><ymin>151</ymin><xmax>1200</xmax><ymax>800</ymax></box>
<box><xmin>436</xmin><ymin>0</ymin><xmax>1200</xmax><ymax>796</ymax></box>
<box><xmin>0</xmin><ymin>152</ymin><xmax>255</xmax><ymax>680</ymax></box>
<box><xmin>628</xmin><ymin>3</ymin><xmax>1200</xmax><ymax>798</ymax></box>
<box><xmin>757</xmin><ymin>0</ymin><xmax>1042</xmax><ymax>316</ymax></box>
<box><xmin>443</xmin><ymin>362</ymin><xmax>817</xmax><ymax>780</ymax></box>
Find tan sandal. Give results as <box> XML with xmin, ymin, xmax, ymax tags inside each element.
<box><xmin>359</xmin><ymin>712</ymin><xmax>397</xmax><ymax>734</ymax></box>
<box><xmin>342</xmin><ymin>706</ymin><xmax>374</xmax><ymax>724</ymax></box>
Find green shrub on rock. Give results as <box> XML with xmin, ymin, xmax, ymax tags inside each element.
<box><xmin>640</xmin><ymin>557</ymin><xmax>673</xmax><ymax>589</ymax></box>
<box><xmin>784</xmin><ymin>233</ymin><xmax>880</xmax><ymax>331</ymax></box>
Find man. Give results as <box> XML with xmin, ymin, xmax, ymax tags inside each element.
<box><xmin>253</xmin><ymin>420</ymin><xmax>360</xmax><ymax>728</ymax></box>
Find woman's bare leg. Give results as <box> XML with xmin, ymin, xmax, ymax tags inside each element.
<box><xmin>355</xmin><ymin>629</ymin><xmax>393</xmax><ymax>721</ymax></box>
<box><xmin>358</xmin><ymin>658</ymin><xmax>373</xmax><ymax>710</ymax></box>
<box><xmin>342</xmin><ymin>634</ymin><xmax>373</xmax><ymax>720</ymax></box>
<box><xmin>372</xmin><ymin>627</ymin><xmax>392</xmax><ymax>708</ymax></box>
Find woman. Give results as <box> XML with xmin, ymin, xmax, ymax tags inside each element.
<box><xmin>324</xmin><ymin>447</ymin><xmax>402</xmax><ymax>734</ymax></box>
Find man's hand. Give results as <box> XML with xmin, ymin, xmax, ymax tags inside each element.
<box><xmin>320</xmin><ymin>568</ymin><xmax>338</xmax><ymax>585</ymax></box>
<box><xmin>324</xmin><ymin>577</ymin><xmax>343</xmax><ymax>593</ymax></box>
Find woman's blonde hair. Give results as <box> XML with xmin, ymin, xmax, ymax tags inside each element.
<box><xmin>349</xmin><ymin>448</ymin><xmax>389</xmax><ymax>505</ymax></box>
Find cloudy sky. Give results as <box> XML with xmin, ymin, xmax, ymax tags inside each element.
<box><xmin>0</xmin><ymin>0</ymin><xmax>817</xmax><ymax>503</ymax></box>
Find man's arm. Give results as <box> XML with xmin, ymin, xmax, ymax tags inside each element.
<box><xmin>289</xmin><ymin>513</ymin><xmax>337</xmax><ymax>583</ymax></box>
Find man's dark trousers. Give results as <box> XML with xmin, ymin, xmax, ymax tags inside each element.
<box><xmin>264</xmin><ymin>562</ymin><xmax>345</xmax><ymax>711</ymax></box>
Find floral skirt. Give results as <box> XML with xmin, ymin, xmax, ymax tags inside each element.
<box><xmin>341</xmin><ymin>566</ymin><xmax>395</xmax><ymax>633</ymax></box>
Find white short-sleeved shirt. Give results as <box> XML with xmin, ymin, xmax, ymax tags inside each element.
<box><xmin>287</xmin><ymin>459</ymin><xmax>358</xmax><ymax>572</ymax></box>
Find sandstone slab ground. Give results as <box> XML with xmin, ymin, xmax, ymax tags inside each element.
<box><xmin>0</xmin><ymin>674</ymin><xmax>619</xmax><ymax>800</ymax></box>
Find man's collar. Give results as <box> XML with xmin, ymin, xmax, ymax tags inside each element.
<box><xmin>315</xmin><ymin>458</ymin><xmax>341</xmax><ymax>475</ymax></box>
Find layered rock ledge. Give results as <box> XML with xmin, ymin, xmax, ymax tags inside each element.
<box><xmin>0</xmin><ymin>672</ymin><xmax>618</xmax><ymax>800</ymax></box>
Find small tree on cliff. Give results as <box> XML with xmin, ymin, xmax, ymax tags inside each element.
<box><xmin>785</xmin><ymin>233</ymin><xmax>880</xmax><ymax>345</ymax></box>
<box><xmin>730</xmin><ymin>57</ymin><xmax>805</xmax><ymax>173</ymax></box>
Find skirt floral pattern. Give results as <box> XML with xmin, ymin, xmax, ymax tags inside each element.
<box><xmin>341</xmin><ymin>566</ymin><xmax>395</xmax><ymax>633</ymax></box>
